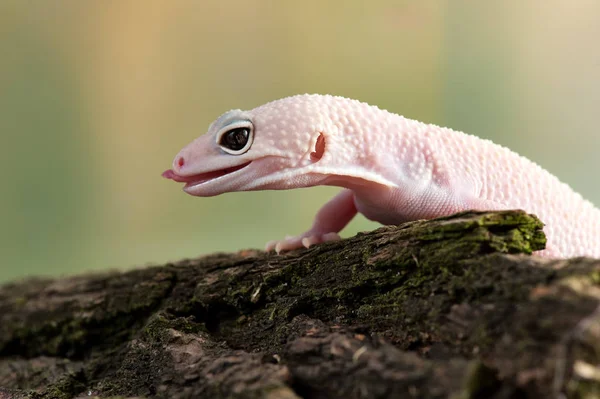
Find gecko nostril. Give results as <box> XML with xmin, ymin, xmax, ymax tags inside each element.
<box><xmin>177</xmin><ymin>157</ymin><xmax>185</xmax><ymax>168</ymax></box>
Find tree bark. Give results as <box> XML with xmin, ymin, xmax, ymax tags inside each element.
<box><xmin>1</xmin><ymin>210</ymin><xmax>599</xmax><ymax>398</ymax></box>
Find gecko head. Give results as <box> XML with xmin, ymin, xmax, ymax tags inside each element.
<box><xmin>162</xmin><ymin>95</ymin><xmax>340</xmax><ymax>197</ymax></box>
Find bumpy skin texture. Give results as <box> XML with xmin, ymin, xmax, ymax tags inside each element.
<box><xmin>163</xmin><ymin>94</ymin><xmax>600</xmax><ymax>258</ymax></box>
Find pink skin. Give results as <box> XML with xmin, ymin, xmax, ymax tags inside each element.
<box><xmin>163</xmin><ymin>94</ymin><xmax>600</xmax><ymax>258</ymax></box>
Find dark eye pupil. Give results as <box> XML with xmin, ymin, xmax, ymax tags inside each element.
<box><xmin>220</xmin><ymin>128</ymin><xmax>249</xmax><ymax>151</ymax></box>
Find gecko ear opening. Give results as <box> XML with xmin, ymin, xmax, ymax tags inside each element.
<box><xmin>310</xmin><ymin>133</ymin><xmax>325</xmax><ymax>162</ymax></box>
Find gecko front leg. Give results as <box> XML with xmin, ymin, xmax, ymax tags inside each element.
<box><xmin>265</xmin><ymin>189</ymin><xmax>358</xmax><ymax>253</ymax></box>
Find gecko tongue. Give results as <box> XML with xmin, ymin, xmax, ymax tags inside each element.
<box><xmin>162</xmin><ymin>169</ymin><xmax>202</xmax><ymax>183</ymax></box>
<box><xmin>161</xmin><ymin>169</ymin><xmax>225</xmax><ymax>187</ymax></box>
<box><xmin>161</xmin><ymin>162</ymin><xmax>251</xmax><ymax>187</ymax></box>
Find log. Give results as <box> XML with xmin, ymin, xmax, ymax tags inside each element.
<box><xmin>1</xmin><ymin>210</ymin><xmax>599</xmax><ymax>399</ymax></box>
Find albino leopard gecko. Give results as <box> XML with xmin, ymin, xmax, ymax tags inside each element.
<box><xmin>162</xmin><ymin>94</ymin><xmax>600</xmax><ymax>258</ymax></box>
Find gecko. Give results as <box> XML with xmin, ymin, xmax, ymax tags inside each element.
<box><xmin>162</xmin><ymin>94</ymin><xmax>600</xmax><ymax>258</ymax></box>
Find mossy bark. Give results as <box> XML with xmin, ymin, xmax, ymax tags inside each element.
<box><xmin>1</xmin><ymin>210</ymin><xmax>599</xmax><ymax>399</ymax></box>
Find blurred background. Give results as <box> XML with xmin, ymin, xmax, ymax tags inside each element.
<box><xmin>1</xmin><ymin>1</ymin><xmax>599</xmax><ymax>282</ymax></box>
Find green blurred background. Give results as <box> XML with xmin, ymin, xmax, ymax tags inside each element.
<box><xmin>1</xmin><ymin>1</ymin><xmax>599</xmax><ymax>282</ymax></box>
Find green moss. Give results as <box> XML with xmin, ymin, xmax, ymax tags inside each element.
<box><xmin>0</xmin><ymin>270</ymin><xmax>176</xmax><ymax>359</ymax></box>
<box><xmin>458</xmin><ymin>361</ymin><xmax>501</xmax><ymax>399</ymax></box>
<box><xmin>590</xmin><ymin>270</ymin><xmax>600</xmax><ymax>285</ymax></box>
<box><xmin>28</xmin><ymin>371</ymin><xmax>86</xmax><ymax>399</ymax></box>
<box><xmin>212</xmin><ymin>212</ymin><xmax>543</xmax><ymax>351</ymax></box>
<box><xmin>567</xmin><ymin>379</ymin><xmax>600</xmax><ymax>399</ymax></box>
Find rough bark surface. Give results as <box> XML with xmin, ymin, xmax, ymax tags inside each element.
<box><xmin>1</xmin><ymin>210</ymin><xmax>600</xmax><ymax>399</ymax></box>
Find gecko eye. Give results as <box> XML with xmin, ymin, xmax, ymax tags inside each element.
<box><xmin>220</xmin><ymin>128</ymin><xmax>249</xmax><ymax>150</ymax></box>
<box><xmin>216</xmin><ymin>121</ymin><xmax>254</xmax><ymax>155</ymax></box>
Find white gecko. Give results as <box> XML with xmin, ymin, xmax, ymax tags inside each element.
<box><xmin>162</xmin><ymin>94</ymin><xmax>600</xmax><ymax>258</ymax></box>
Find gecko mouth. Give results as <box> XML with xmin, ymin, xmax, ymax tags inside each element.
<box><xmin>162</xmin><ymin>162</ymin><xmax>251</xmax><ymax>188</ymax></box>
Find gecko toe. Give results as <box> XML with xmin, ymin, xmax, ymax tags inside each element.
<box><xmin>267</xmin><ymin>232</ymin><xmax>342</xmax><ymax>254</ymax></box>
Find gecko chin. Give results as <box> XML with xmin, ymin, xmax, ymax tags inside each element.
<box><xmin>162</xmin><ymin>162</ymin><xmax>252</xmax><ymax>195</ymax></box>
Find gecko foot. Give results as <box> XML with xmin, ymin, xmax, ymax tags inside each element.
<box><xmin>265</xmin><ymin>232</ymin><xmax>341</xmax><ymax>254</ymax></box>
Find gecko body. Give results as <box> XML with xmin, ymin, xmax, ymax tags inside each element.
<box><xmin>162</xmin><ymin>94</ymin><xmax>600</xmax><ymax>258</ymax></box>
